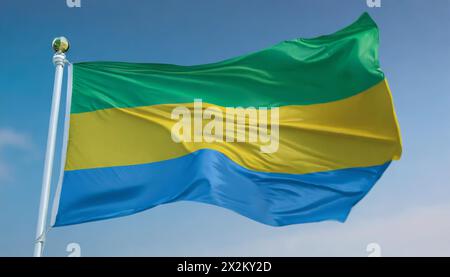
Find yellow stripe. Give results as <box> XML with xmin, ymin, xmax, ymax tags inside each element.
<box><xmin>65</xmin><ymin>80</ymin><xmax>401</xmax><ymax>174</ymax></box>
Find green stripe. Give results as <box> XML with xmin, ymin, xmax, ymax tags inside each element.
<box><xmin>71</xmin><ymin>12</ymin><xmax>384</xmax><ymax>114</ymax></box>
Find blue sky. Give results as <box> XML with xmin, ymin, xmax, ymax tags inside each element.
<box><xmin>1</xmin><ymin>0</ymin><xmax>449</xmax><ymax>256</ymax></box>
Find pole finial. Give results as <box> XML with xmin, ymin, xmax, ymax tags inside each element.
<box><xmin>52</xmin><ymin>37</ymin><xmax>70</xmax><ymax>54</ymax></box>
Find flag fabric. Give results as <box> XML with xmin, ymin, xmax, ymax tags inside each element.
<box><xmin>51</xmin><ymin>13</ymin><xmax>402</xmax><ymax>227</ymax></box>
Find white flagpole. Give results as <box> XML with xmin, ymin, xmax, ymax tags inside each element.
<box><xmin>33</xmin><ymin>37</ymin><xmax>70</xmax><ymax>257</ymax></box>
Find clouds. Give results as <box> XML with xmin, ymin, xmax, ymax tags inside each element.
<box><xmin>69</xmin><ymin>201</ymin><xmax>450</xmax><ymax>257</ymax></box>
<box><xmin>217</xmin><ymin>203</ymin><xmax>450</xmax><ymax>256</ymax></box>
<box><xmin>0</xmin><ymin>128</ymin><xmax>33</xmax><ymax>182</ymax></box>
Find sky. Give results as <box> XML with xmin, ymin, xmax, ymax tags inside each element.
<box><xmin>0</xmin><ymin>0</ymin><xmax>449</xmax><ymax>257</ymax></box>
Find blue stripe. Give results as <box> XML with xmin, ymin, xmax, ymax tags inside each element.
<box><xmin>54</xmin><ymin>149</ymin><xmax>390</xmax><ymax>227</ymax></box>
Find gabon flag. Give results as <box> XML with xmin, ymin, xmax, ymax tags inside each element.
<box><xmin>51</xmin><ymin>13</ymin><xmax>402</xmax><ymax>227</ymax></box>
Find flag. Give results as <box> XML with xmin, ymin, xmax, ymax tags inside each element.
<box><xmin>51</xmin><ymin>13</ymin><xmax>402</xmax><ymax>227</ymax></box>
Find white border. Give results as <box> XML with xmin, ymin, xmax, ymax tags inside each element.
<box><xmin>50</xmin><ymin>63</ymin><xmax>73</xmax><ymax>227</ymax></box>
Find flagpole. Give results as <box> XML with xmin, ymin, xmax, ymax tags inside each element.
<box><xmin>33</xmin><ymin>37</ymin><xmax>70</xmax><ymax>257</ymax></box>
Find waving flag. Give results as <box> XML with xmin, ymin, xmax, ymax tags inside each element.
<box><xmin>51</xmin><ymin>13</ymin><xmax>402</xmax><ymax>227</ymax></box>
